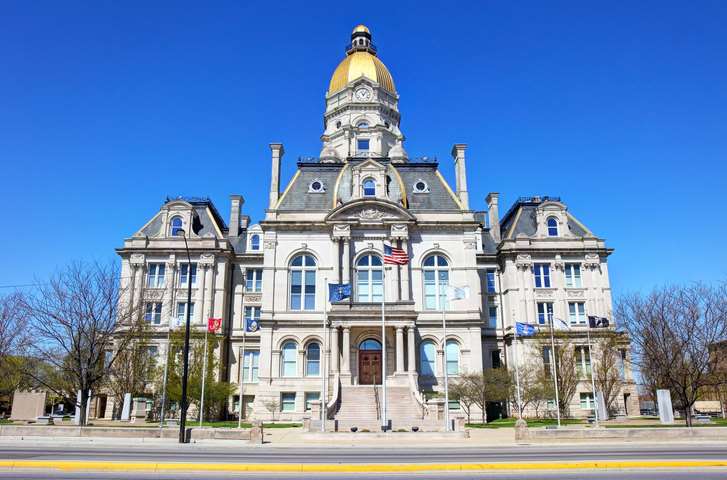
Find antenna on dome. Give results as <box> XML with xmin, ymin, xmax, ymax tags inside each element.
<box><xmin>347</xmin><ymin>24</ymin><xmax>377</xmax><ymax>55</ymax></box>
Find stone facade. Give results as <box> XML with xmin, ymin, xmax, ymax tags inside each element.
<box><xmin>114</xmin><ymin>25</ymin><xmax>638</xmax><ymax>426</ymax></box>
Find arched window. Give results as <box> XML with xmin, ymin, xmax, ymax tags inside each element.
<box><xmin>290</xmin><ymin>254</ymin><xmax>317</xmax><ymax>311</ymax></box>
<box><xmin>306</xmin><ymin>342</ymin><xmax>320</xmax><ymax>376</ymax></box>
<box><xmin>363</xmin><ymin>178</ymin><xmax>376</xmax><ymax>196</ymax></box>
<box><xmin>420</xmin><ymin>340</ymin><xmax>436</xmax><ymax>376</ymax></box>
<box><xmin>356</xmin><ymin>254</ymin><xmax>383</xmax><ymax>302</ymax></box>
<box><xmin>359</xmin><ymin>339</ymin><xmax>382</xmax><ymax>350</ymax></box>
<box><xmin>423</xmin><ymin>255</ymin><xmax>449</xmax><ymax>310</ymax></box>
<box><xmin>250</xmin><ymin>234</ymin><xmax>260</xmax><ymax>251</ymax></box>
<box><xmin>281</xmin><ymin>341</ymin><xmax>297</xmax><ymax>377</ymax></box>
<box><xmin>357</xmin><ymin>121</ymin><xmax>369</xmax><ymax>129</ymax></box>
<box><xmin>169</xmin><ymin>216</ymin><xmax>183</xmax><ymax>236</ymax></box>
<box><xmin>446</xmin><ymin>340</ymin><xmax>460</xmax><ymax>375</ymax></box>
<box><xmin>547</xmin><ymin>217</ymin><xmax>559</xmax><ymax>237</ymax></box>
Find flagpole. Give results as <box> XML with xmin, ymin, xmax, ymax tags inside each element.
<box><xmin>321</xmin><ymin>277</ymin><xmax>328</xmax><ymax>432</ymax></box>
<box><xmin>200</xmin><ymin>326</ymin><xmax>208</xmax><ymax>427</ymax></box>
<box><xmin>442</xmin><ymin>304</ymin><xmax>449</xmax><ymax>432</ymax></box>
<box><xmin>238</xmin><ymin>323</ymin><xmax>246</xmax><ymax>429</ymax></box>
<box><xmin>586</xmin><ymin>321</ymin><xmax>600</xmax><ymax>427</ymax></box>
<box><xmin>549</xmin><ymin>316</ymin><xmax>561</xmax><ymax>427</ymax></box>
<box><xmin>381</xmin><ymin>262</ymin><xmax>387</xmax><ymax>432</ymax></box>
<box><xmin>512</xmin><ymin>311</ymin><xmax>522</xmax><ymax>419</ymax></box>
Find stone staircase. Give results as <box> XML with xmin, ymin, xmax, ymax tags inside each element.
<box><xmin>333</xmin><ymin>385</ymin><xmax>434</xmax><ymax>432</ymax></box>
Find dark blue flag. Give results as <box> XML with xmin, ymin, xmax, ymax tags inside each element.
<box><xmin>245</xmin><ymin>318</ymin><xmax>259</xmax><ymax>332</ymax></box>
<box><xmin>515</xmin><ymin>322</ymin><xmax>536</xmax><ymax>337</ymax></box>
<box><xmin>329</xmin><ymin>283</ymin><xmax>352</xmax><ymax>302</ymax></box>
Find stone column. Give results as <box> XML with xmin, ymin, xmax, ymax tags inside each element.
<box><xmin>437</xmin><ymin>347</ymin><xmax>445</xmax><ymax>379</ymax></box>
<box><xmin>395</xmin><ymin>326</ymin><xmax>404</xmax><ymax>373</ymax></box>
<box><xmin>391</xmin><ymin>243</ymin><xmax>400</xmax><ymax>302</ymax></box>
<box><xmin>298</xmin><ymin>347</ymin><xmax>305</xmax><ymax>377</ymax></box>
<box><xmin>400</xmin><ymin>240</ymin><xmax>411</xmax><ymax>301</ymax></box>
<box><xmin>198</xmin><ymin>264</ymin><xmax>208</xmax><ymax>324</ymax></box>
<box><xmin>333</xmin><ymin>239</ymin><xmax>341</xmax><ymax>284</ymax></box>
<box><xmin>331</xmin><ymin>326</ymin><xmax>340</xmax><ymax>373</ymax></box>
<box><xmin>342</xmin><ymin>327</ymin><xmax>351</xmax><ymax>375</ymax></box>
<box><xmin>407</xmin><ymin>325</ymin><xmax>416</xmax><ymax>373</ymax></box>
<box><xmin>342</xmin><ymin>239</ymin><xmax>351</xmax><ymax>285</ymax></box>
<box><xmin>165</xmin><ymin>260</ymin><xmax>176</xmax><ymax>325</ymax></box>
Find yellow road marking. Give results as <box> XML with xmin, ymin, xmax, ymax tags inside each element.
<box><xmin>0</xmin><ymin>459</ymin><xmax>726</xmax><ymax>473</ymax></box>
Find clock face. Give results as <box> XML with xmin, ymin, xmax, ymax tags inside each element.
<box><xmin>355</xmin><ymin>88</ymin><xmax>371</xmax><ymax>101</ymax></box>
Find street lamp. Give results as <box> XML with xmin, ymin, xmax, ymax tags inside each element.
<box><xmin>176</xmin><ymin>228</ymin><xmax>193</xmax><ymax>443</ymax></box>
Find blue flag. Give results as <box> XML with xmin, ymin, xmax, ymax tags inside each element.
<box><xmin>328</xmin><ymin>283</ymin><xmax>352</xmax><ymax>302</ymax></box>
<box><xmin>245</xmin><ymin>318</ymin><xmax>259</xmax><ymax>332</ymax></box>
<box><xmin>515</xmin><ymin>322</ymin><xmax>536</xmax><ymax>337</ymax></box>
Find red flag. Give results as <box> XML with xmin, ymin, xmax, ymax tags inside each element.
<box><xmin>207</xmin><ymin>317</ymin><xmax>222</xmax><ymax>333</ymax></box>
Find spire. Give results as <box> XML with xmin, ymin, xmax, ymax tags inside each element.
<box><xmin>347</xmin><ymin>24</ymin><xmax>377</xmax><ymax>55</ymax></box>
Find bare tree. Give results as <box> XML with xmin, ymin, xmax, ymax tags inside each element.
<box><xmin>21</xmin><ymin>262</ymin><xmax>141</xmax><ymax>425</ymax></box>
<box><xmin>592</xmin><ymin>332</ymin><xmax>625</xmax><ymax>415</ymax></box>
<box><xmin>531</xmin><ymin>333</ymin><xmax>579</xmax><ymax>418</ymax></box>
<box><xmin>459</xmin><ymin>369</ymin><xmax>511</xmax><ymax>424</ymax></box>
<box><xmin>616</xmin><ymin>283</ymin><xmax>727</xmax><ymax>427</ymax></box>
<box><xmin>510</xmin><ymin>360</ymin><xmax>550</xmax><ymax>419</ymax></box>
<box><xmin>0</xmin><ymin>293</ymin><xmax>32</xmax><ymax>406</ymax></box>
<box><xmin>449</xmin><ymin>375</ymin><xmax>477</xmax><ymax>423</ymax></box>
<box><xmin>263</xmin><ymin>398</ymin><xmax>280</xmax><ymax>422</ymax></box>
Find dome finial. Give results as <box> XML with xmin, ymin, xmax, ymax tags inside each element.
<box><xmin>352</xmin><ymin>24</ymin><xmax>370</xmax><ymax>35</ymax></box>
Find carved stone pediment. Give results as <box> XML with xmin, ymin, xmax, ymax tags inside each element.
<box><xmin>325</xmin><ymin>198</ymin><xmax>415</xmax><ymax>225</ymax></box>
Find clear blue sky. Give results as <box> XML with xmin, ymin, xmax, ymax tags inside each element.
<box><xmin>2</xmin><ymin>1</ymin><xmax>726</xmax><ymax>297</ymax></box>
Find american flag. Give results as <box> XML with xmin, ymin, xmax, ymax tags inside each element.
<box><xmin>384</xmin><ymin>244</ymin><xmax>409</xmax><ymax>265</ymax></box>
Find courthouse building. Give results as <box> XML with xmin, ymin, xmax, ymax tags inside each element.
<box><xmin>114</xmin><ymin>25</ymin><xmax>638</xmax><ymax>428</ymax></box>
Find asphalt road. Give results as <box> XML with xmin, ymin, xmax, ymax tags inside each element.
<box><xmin>0</xmin><ymin>443</ymin><xmax>725</xmax><ymax>479</ymax></box>
<box><xmin>1</xmin><ymin>443</ymin><xmax>726</xmax><ymax>464</ymax></box>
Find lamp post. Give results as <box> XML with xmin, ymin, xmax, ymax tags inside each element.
<box><xmin>176</xmin><ymin>228</ymin><xmax>193</xmax><ymax>443</ymax></box>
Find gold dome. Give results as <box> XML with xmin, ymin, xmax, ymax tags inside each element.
<box><xmin>352</xmin><ymin>24</ymin><xmax>370</xmax><ymax>35</ymax></box>
<box><xmin>328</xmin><ymin>51</ymin><xmax>396</xmax><ymax>95</ymax></box>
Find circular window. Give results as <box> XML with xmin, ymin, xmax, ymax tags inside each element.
<box><xmin>413</xmin><ymin>180</ymin><xmax>429</xmax><ymax>193</ymax></box>
<box><xmin>309</xmin><ymin>180</ymin><xmax>325</xmax><ymax>193</ymax></box>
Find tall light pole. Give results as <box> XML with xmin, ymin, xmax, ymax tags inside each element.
<box><xmin>176</xmin><ymin>228</ymin><xmax>193</xmax><ymax>443</ymax></box>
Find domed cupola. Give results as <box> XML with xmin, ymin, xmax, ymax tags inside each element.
<box><xmin>321</xmin><ymin>25</ymin><xmax>404</xmax><ymax>161</ymax></box>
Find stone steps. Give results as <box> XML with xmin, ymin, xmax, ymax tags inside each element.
<box><xmin>334</xmin><ymin>385</ymin><xmax>435</xmax><ymax>431</ymax></box>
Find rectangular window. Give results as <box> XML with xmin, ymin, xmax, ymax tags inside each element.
<box><xmin>178</xmin><ymin>263</ymin><xmax>197</xmax><ymax>287</ymax></box>
<box><xmin>144</xmin><ymin>302</ymin><xmax>162</xmax><ymax>324</ymax></box>
<box><xmin>244</xmin><ymin>306</ymin><xmax>261</xmax><ymax>329</ymax></box>
<box><xmin>146</xmin><ymin>346</ymin><xmax>159</xmax><ymax>360</ymax></box>
<box><xmin>580</xmin><ymin>392</ymin><xmax>595</xmax><ymax>410</ymax></box>
<box><xmin>176</xmin><ymin>302</ymin><xmax>195</xmax><ymax>323</ymax></box>
<box><xmin>281</xmin><ymin>392</ymin><xmax>296</xmax><ymax>412</ymax></box>
<box><xmin>304</xmin><ymin>392</ymin><xmax>320</xmax><ymax>411</ymax></box>
<box><xmin>565</xmin><ymin>264</ymin><xmax>582</xmax><ymax>288</ymax></box>
<box><xmin>486</xmin><ymin>269</ymin><xmax>496</xmax><ymax>293</ymax></box>
<box><xmin>242</xmin><ymin>350</ymin><xmax>259</xmax><ymax>383</ymax></box>
<box><xmin>357</xmin><ymin>139</ymin><xmax>370</xmax><ymax>151</ymax></box>
<box><xmin>491</xmin><ymin>350</ymin><xmax>501</xmax><ymax>369</ymax></box>
<box><xmin>537</xmin><ymin>302</ymin><xmax>554</xmax><ymax>325</ymax></box>
<box><xmin>568</xmin><ymin>302</ymin><xmax>586</xmax><ymax>325</ymax></box>
<box><xmin>576</xmin><ymin>346</ymin><xmax>591</xmax><ymax>379</ymax></box>
<box><xmin>533</xmin><ymin>264</ymin><xmax>551</xmax><ymax>288</ymax></box>
<box><xmin>618</xmin><ymin>349</ymin><xmax>627</xmax><ymax>380</ymax></box>
<box><xmin>304</xmin><ymin>270</ymin><xmax>316</xmax><ymax>310</ymax></box>
<box><xmin>291</xmin><ymin>271</ymin><xmax>315</xmax><ymax>311</ymax></box>
<box><xmin>488</xmin><ymin>306</ymin><xmax>498</xmax><ymax>329</ymax></box>
<box><xmin>246</xmin><ymin>269</ymin><xmax>263</xmax><ymax>292</ymax></box>
<box><xmin>542</xmin><ymin>346</ymin><xmax>552</xmax><ymax>378</ymax></box>
<box><xmin>146</xmin><ymin>263</ymin><xmax>165</xmax><ymax>288</ymax></box>
<box><xmin>424</xmin><ymin>270</ymin><xmax>436</xmax><ymax>310</ymax></box>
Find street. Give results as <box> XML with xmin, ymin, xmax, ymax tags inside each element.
<box><xmin>0</xmin><ymin>442</ymin><xmax>725</xmax><ymax>478</ymax></box>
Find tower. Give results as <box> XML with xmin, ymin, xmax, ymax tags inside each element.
<box><xmin>320</xmin><ymin>25</ymin><xmax>407</xmax><ymax>162</ymax></box>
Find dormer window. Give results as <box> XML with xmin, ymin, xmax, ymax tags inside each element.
<box><xmin>308</xmin><ymin>179</ymin><xmax>325</xmax><ymax>193</ymax></box>
<box><xmin>357</xmin><ymin>139</ymin><xmax>370</xmax><ymax>152</ymax></box>
<box><xmin>169</xmin><ymin>216</ymin><xmax>183</xmax><ymax>236</ymax></box>
<box><xmin>547</xmin><ymin>217</ymin><xmax>559</xmax><ymax>237</ymax></box>
<box><xmin>413</xmin><ymin>180</ymin><xmax>429</xmax><ymax>193</ymax></box>
<box><xmin>250</xmin><ymin>234</ymin><xmax>260</xmax><ymax>251</ymax></box>
<box><xmin>363</xmin><ymin>178</ymin><xmax>376</xmax><ymax>197</ymax></box>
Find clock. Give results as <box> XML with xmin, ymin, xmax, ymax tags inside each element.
<box><xmin>355</xmin><ymin>88</ymin><xmax>372</xmax><ymax>101</ymax></box>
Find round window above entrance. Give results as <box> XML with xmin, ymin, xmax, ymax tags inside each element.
<box><xmin>359</xmin><ymin>339</ymin><xmax>382</xmax><ymax>351</ymax></box>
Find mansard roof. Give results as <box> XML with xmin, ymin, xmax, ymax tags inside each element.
<box><xmin>499</xmin><ymin>196</ymin><xmax>592</xmax><ymax>240</ymax></box>
<box><xmin>275</xmin><ymin>159</ymin><xmax>462</xmax><ymax>213</ymax></box>
<box><xmin>138</xmin><ymin>197</ymin><xmax>227</xmax><ymax>238</ymax></box>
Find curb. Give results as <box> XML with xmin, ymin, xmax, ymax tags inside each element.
<box><xmin>1</xmin><ymin>460</ymin><xmax>727</xmax><ymax>473</ymax></box>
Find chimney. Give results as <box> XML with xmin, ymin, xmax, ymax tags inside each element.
<box><xmin>229</xmin><ymin>195</ymin><xmax>244</xmax><ymax>237</ymax></box>
<box><xmin>451</xmin><ymin>144</ymin><xmax>469</xmax><ymax>209</ymax></box>
<box><xmin>269</xmin><ymin>143</ymin><xmax>284</xmax><ymax>210</ymax></box>
<box><xmin>486</xmin><ymin>192</ymin><xmax>500</xmax><ymax>242</ymax></box>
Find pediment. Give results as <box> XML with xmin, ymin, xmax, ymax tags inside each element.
<box><xmin>325</xmin><ymin>198</ymin><xmax>415</xmax><ymax>224</ymax></box>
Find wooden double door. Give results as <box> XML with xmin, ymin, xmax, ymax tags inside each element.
<box><xmin>359</xmin><ymin>350</ymin><xmax>382</xmax><ymax>385</ymax></box>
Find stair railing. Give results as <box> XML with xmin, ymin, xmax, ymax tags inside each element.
<box><xmin>326</xmin><ymin>373</ymin><xmax>341</xmax><ymax>419</ymax></box>
<box><xmin>373</xmin><ymin>374</ymin><xmax>381</xmax><ymax>420</ymax></box>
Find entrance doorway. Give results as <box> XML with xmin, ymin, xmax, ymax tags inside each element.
<box><xmin>358</xmin><ymin>339</ymin><xmax>382</xmax><ymax>385</ymax></box>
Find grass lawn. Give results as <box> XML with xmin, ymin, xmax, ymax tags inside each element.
<box><xmin>466</xmin><ymin>418</ymin><xmax>583</xmax><ymax>429</ymax></box>
<box><xmin>0</xmin><ymin>419</ymin><xmax>13</xmax><ymax>425</ymax></box>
